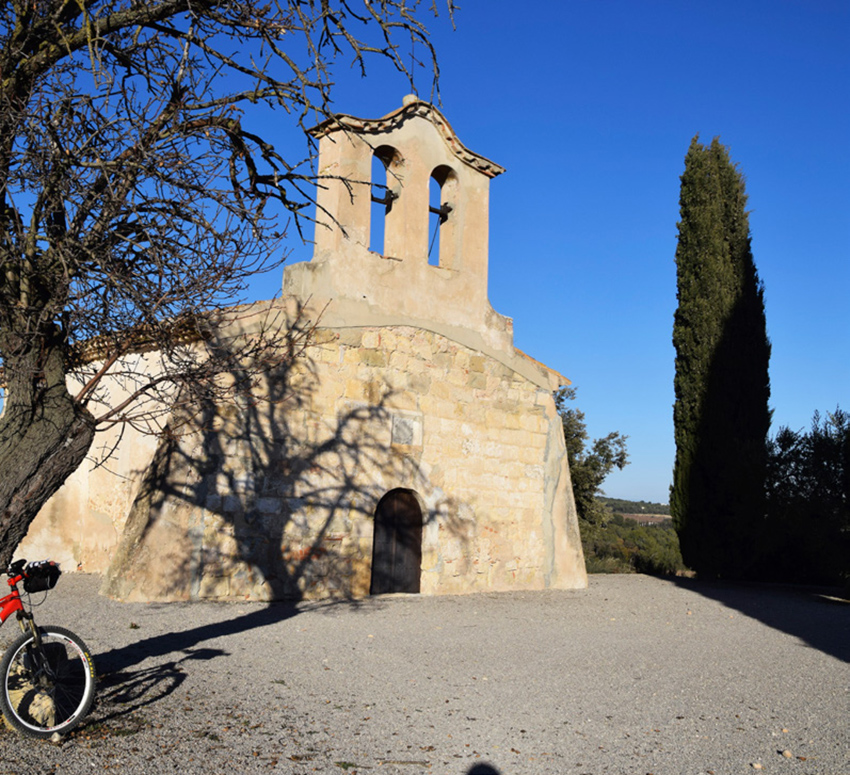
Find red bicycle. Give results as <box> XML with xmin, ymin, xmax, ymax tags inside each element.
<box><xmin>0</xmin><ymin>559</ymin><xmax>96</xmax><ymax>738</ymax></box>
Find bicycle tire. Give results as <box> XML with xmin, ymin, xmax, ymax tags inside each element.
<box><xmin>0</xmin><ymin>625</ymin><xmax>96</xmax><ymax>739</ymax></box>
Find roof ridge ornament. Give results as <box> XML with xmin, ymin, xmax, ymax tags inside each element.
<box><xmin>308</xmin><ymin>98</ymin><xmax>505</xmax><ymax>179</ymax></box>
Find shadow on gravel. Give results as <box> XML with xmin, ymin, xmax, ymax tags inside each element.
<box><xmin>90</xmin><ymin>602</ymin><xmax>299</xmax><ymax>723</ymax></box>
<box><xmin>90</xmin><ymin>596</ymin><xmax>380</xmax><ymax>724</ymax></box>
<box><xmin>672</xmin><ymin>577</ymin><xmax>850</xmax><ymax>664</ymax></box>
<box><xmin>95</xmin><ymin>601</ymin><xmax>299</xmax><ymax>675</ymax></box>
<box><xmin>94</xmin><ymin>648</ymin><xmax>225</xmax><ymax>725</ymax></box>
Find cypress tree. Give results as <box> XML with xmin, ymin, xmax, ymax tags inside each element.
<box><xmin>671</xmin><ymin>136</ymin><xmax>772</xmax><ymax>579</ymax></box>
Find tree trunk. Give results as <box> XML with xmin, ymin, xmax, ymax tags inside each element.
<box><xmin>0</xmin><ymin>339</ymin><xmax>95</xmax><ymax>568</ymax></box>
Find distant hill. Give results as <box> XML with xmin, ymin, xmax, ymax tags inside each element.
<box><xmin>597</xmin><ymin>497</ymin><xmax>670</xmax><ymax>516</ymax></box>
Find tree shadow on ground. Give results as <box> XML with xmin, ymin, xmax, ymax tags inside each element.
<box><xmin>672</xmin><ymin>576</ymin><xmax>850</xmax><ymax>664</ymax></box>
<box><xmin>88</xmin><ymin>602</ymin><xmax>294</xmax><ymax>724</ymax></box>
<box><xmin>91</xmin><ymin>594</ymin><xmax>383</xmax><ymax>725</ymax></box>
<box><xmin>96</xmin><ymin>602</ymin><xmax>300</xmax><ymax>675</ymax></box>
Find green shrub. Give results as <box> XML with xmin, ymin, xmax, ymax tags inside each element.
<box><xmin>580</xmin><ymin>516</ymin><xmax>687</xmax><ymax>576</ymax></box>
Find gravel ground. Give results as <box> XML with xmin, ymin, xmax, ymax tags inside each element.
<box><xmin>0</xmin><ymin>573</ymin><xmax>847</xmax><ymax>775</ymax></box>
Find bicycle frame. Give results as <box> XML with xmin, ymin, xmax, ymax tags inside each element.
<box><xmin>0</xmin><ymin>573</ymin><xmax>38</xmax><ymax>638</ymax></box>
<box><xmin>0</xmin><ymin>560</ymin><xmax>97</xmax><ymax>738</ymax></box>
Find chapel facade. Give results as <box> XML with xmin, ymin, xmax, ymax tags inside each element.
<box><xmin>18</xmin><ymin>97</ymin><xmax>588</xmax><ymax>600</ymax></box>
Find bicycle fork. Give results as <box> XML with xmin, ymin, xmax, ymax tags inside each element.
<box><xmin>15</xmin><ymin>611</ymin><xmax>54</xmax><ymax>687</ymax></box>
<box><xmin>16</xmin><ymin>610</ymin><xmax>40</xmax><ymax>643</ymax></box>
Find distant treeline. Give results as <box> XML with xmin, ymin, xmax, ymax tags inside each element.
<box><xmin>578</xmin><ymin>496</ymin><xmax>685</xmax><ymax>576</ymax></box>
<box><xmin>582</xmin><ymin>514</ymin><xmax>685</xmax><ymax>576</ymax></box>
<box><xmin>597</xmin><ymin>497</ymin><xmax>670</xmax><ymax>516</ymax></box>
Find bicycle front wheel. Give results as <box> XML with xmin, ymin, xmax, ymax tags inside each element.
<box><xmin>0</xmin><ymin>625</ymin><xmax>96</xmax><ymax>739</ymax></box>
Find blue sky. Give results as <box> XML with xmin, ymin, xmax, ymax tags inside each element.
<box><xmin>249</xmin><ymin>0</ymin><xmax>849</xmax><ymax>503</ymax></box>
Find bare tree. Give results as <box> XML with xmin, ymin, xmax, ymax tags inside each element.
<box><xmin>0</xmin><ymin>0</ymin><xmax>450</xmax><ymax>566</ymax></box>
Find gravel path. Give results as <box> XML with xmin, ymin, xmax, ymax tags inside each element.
<box><xmin>0</xmin><ymin>573</ymin><xmax>847</xmax><ymax>775</ymax></box>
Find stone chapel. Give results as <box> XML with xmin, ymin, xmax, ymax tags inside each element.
<box><xmin>17</xmin><ymin>97</ymin><xmax>588</xmax><ymax>600</ymax></box>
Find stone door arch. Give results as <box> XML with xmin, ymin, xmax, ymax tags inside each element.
<box><xmin>370</xmin><ymin>488</ymin><xmax>423</xmax><ymax>594</ymax></box>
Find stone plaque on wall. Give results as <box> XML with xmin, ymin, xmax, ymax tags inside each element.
<box><xmin>392</xmin><ymin>413</ymin><xmax>422</xmax><ymax>447</ymax></box>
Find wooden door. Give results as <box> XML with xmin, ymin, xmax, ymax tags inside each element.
<box><xmin>370</xmin><ymin>489</ymin><xmax>422</xmax><ymax>594</ymax></box>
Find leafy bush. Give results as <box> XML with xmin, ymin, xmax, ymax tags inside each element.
<box><xmin>580</xmin><ymin>510</ymin><xmax>687</xmax><ymax>576</ymax></box>
<box><xmin>556</xmin><ymin>390</ymin><xmax>686</xmax><ymax>576</ymax></box>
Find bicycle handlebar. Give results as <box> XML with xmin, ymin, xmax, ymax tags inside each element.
<box><xmin>6</xmin><ymin>559</ymin><xmax>26</xmax><ymax>578</ymax></box>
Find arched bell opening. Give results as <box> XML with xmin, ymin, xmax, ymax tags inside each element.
<box><xmin>428</xmin><ymin>165</ymin><xmax>458</xmax><ymax>268</ymax></box>
<box><xmin>370</xmin><ymin>145</ymin><xmax>403</xmax><ymax>256</ymax></box>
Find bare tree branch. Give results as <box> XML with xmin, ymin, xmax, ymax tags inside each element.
<box><xmin>0</xmin><ymin>0</ymin><xmax>452</xmax><ymax>565</ymax></box>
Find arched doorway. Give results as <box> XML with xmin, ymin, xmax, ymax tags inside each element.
<box><xmin>370</xmin><ymin>489</ymin><xmax>423</xmax><ymax>595</ymax></box>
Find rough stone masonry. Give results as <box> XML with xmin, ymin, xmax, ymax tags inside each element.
<box><xmin>19</xmin><ymin>97</ymin><xmax>587</xmax><ymax>601</ymax></box>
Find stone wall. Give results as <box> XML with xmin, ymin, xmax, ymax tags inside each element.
<box><xmin>98</xmin><ymin>321</ymin><xmax>586</xmax><ymax>601</ymax></box>
<box><xmin>18</xmin><ymin>99</ymin><xmax>589</xmax><ymax>601</ymax></box>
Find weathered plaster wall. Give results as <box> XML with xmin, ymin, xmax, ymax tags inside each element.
<box><xmin>16</xmin><ymin>354</ymin><xmax>164</xmax><ymax>574</ymax></box>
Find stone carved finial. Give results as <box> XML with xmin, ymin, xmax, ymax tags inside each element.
<box><xmin>402</xmin><ymin>93</ymin><xmax>419</xmax><ymax>106</ymax></box>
